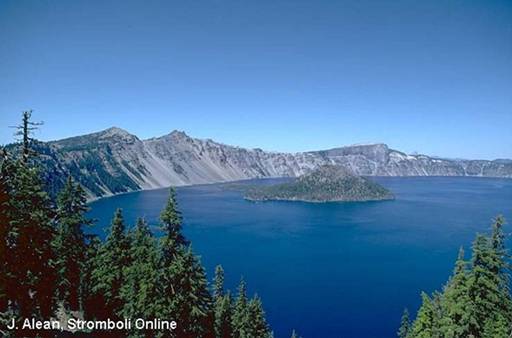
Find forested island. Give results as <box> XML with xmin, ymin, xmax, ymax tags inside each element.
<box><xmin>245</xmin><ymin>165</ymin><xmax>394</xmax><ymax>203</ymax></box>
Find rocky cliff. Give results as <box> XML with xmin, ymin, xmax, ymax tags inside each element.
<box><xmin>7</xmin><ymin>127</ymin><xmax>511</xmax><ymax>199</ymax></box>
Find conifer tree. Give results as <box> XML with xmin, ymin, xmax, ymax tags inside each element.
<box><xmin>247</xmin><ymin>295</ymin><xmax>270</xmax><ymax>338</ymax></box>
<box><xmin>161</xmin><ymin>247</ymin><xmax>213</xmax><ymax>338</ymax></box>
<box><xmin>160</xmin><ymin>187</ymin><xmax>187</xmax><ymax>255</ymax></box>
<box><xmin>232</xmin><ymin>278</ymin><xmax>250</xmax><ymax>338</ymax></box>
<box><xmin>214</xmin><ymin>291</ymin><xmax>233</xmax><ymax>338</ymax></box>
<box><xmin>120</xmin><ymin>218</ymin><xmax>160</xmax><ymax>337</ymax></box>
<box><xmin>13</xmin><ymin>110</ymin><xmax>42</xmax><ymax>164</ymax></box>
<box><xmin>213</xmin><ymin>265</ymin><xmax>232</xmax><ymax>338</ymax></box>
<box><xmin>467</xmin><ymin>234</ymin><xmax>504</xmax><ymax>337</ymax></box>
<box><xmin>464</xmin><ymin>217</ymin><xmax>512</xmax><ymax>338</ymax></box>
<box><xmin>90</xmin><ymin>208</ymin><xmax>130</xmax><ymax>319</ymax></box>
<box><xmin>439</xmin><ymin>247</ymin><xmax>471</xmax><ymax>338</ymax></box>
<box><xmin>408</xmin><ymin>292</ymin><xmax>434</xmax><ymax>338</ymax></box>
<box><xmin>214</xmin><ymin>265</ymin><xmax>225</xmax><ymax>301</ymax></box>
<box><xmin>489</xmin><ymin>215</ymin><xmax>511</xmax><ymax>314</ymax></box>
<box><xmin>81</xmin><ymin>234</ymin><xmax>101</xmax><ymax>319</ymax></box>
<box><xmin>157</xmin><ymin>188</ymin><xmax>213</xmax><ymax>337</ymax></box>
<box><xmin>2</xmin><ymin>111</ymin><xmax>56</xmax><ymax>320</ymax></box>
<box><xmin>430</xmin><ymin>291</ymin><xmax>444</xmax><ymax>338</ymax></box>
<box><xmin>397</xmin><ymin>308</ymin><xmax>410</xmax><ymax>338</ymax></box>
<box><xmin>54</xmin><ymin>176</ymin><xmax>93</xmax><ymax>311</ymax></box>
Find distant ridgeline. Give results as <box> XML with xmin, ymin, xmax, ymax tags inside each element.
<box><xmin>245</xmin><ymin>165</ymin><xmax>394</xmax><ymax>202</ymax></box>
<box><xmin>4</xmin><ymin>127</ymin><xmax>512</xmax><ymax>199</ymax></box>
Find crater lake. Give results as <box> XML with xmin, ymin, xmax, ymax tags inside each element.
<box><xmin>87</xmin><ymin>177</ymin><xmax>512</xmax><ymax>338</ymax></box>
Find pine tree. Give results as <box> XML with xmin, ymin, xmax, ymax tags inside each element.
<box><xmin>214</xmin><ymin>291</ymin><xmax>233</xmax><ymax>338</ymax></box>
<box><xmin>12</xmin><ymin>110</ymin><xmax>43</xmax><ymax>164</ymax></box>
<box><xmin>467</xmin><ymin>234</ymin><xmax>503</xmax><ymax>337</ymax></box>
<box><xmin>161</xmin><ymin>247</ymin><xmax>213</xmax><ymax>338</ymax></box>
<box><xmin>160</xmin><ymin>187</ymin><xmax>187</xmax><ymax>255</ymax></box>
<box><xmin>409</xmin><ymin>292</ymin><xmax>434</xmax><ymax>338</ymax></box>
<box><xmin>157</xmin><ymin>188</ymin><xmax>213</xmax><ymax>337</ymax></box>
<box><xmin>120</xmin><ymin>218</ymin><xmax>160</xmax><ymax>337</ymax></box>
<box><xmin>232</xmin><ymin>278</ymin><xmax>249</xmax><ymax>338</ymax></box>
<box><xmin>489</xmin><ymin>215</ymin><xmax>512</xmax><ymax>315</ymax></box>
<box><xmin>439</xmin><ymin>247</ymin><xmax>471</xmax><ymax>338</ymax></box>
<box><xmin>2</xmin><ymin>112</ymin><xmax>56</xmax><ymax>320</ymax></box>
<box><xmin>397</xmin><ymin>308</ymin><xmax>410</xmax><ymax>338</ymax></box>
<box><xmin>430</xmin><ymin>291</ymin><xmax>444</xmax><ymax>338</ymax></box>
<box><xmin>90</xmin><ymin>208</ymin><xmax>130</xmax><ymax>319</ymax></box>
<box><xmin>247</xmin><ymin>295</ymin><xmax>270</xmax><ymax>338</ymax></box>
<box><xmin>54</xmin><ymin>176</ymin><xmax>93</xmax><ymax>311</ymax></box>
<box><xmin>213</xmin><ymin>265</ymin><xmax>232</xmax><ymax>338</ymax></box>
<box><xmin>214</xmin><ymin>265</ymin><xmax>225</xmax><ymax>301</ymax></box>
<box><xmin>81</xmin><ymin>234</ymin><xmax>101</xmax><ymax>319</ymax></box>
<box><xmin>466</xmin><ymin>217</ymin><xmax>512</xmax><ymax>337</ymax></box>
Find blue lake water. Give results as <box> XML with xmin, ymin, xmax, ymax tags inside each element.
<box><xmin>87</xmin><ymin>177</ymin><xmax>512</xmax><ymax>338</ymax></box>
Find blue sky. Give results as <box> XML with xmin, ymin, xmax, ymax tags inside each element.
<box><xmin>0</xmin><ymin>0</ymin><xmax>511</xmax><ymax>159</ymax></box>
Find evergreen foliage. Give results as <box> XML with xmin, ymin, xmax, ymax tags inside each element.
<box><xmin>90</xmin><ymin>208</ymin><xmax>131</xmax><ymax>319</ymax></box>
<box><xmin>245</xmin><ymin>164</ymin><xmax>393</xmax><ymax>202</ymax></box>
<box><xmin>1</xmin><ymin>113</ymin><xmax>56</xmax><ymax>321</ymax></box>
<box><xmin>404</xmin><ymin>217</ymin><xmax>512</xmax><ymax>338</ymax></box>
<box><xmin>397</xmin><ymin>309</ymin><xmax>410</xmax><ymax>338</ymax></box>
<box><xmin>54</xmin><ymin>175</ymin><xmax>93</xmax><ymax>310</ymax></box>
<box><xmin>213</xmin><ymin>265</ymin><xmax>233</xmax><ymax>338</ymax></box>
<box><xmin>81</xmin><ymin>234</ymin><xmax>101</xmax><ymax>319</ymax></box>
<box><xmin>247</xmin><ymin>295</ymin><xmax>270</xmax><ymax>338</ymax></box>
<box><xmin>160</xmin><ymin>187</ymin><xmax>187</xmax><ymax>251</ymax></box>
<box><xmin>232</xmin><ymin>278</ymin><xmax>250</xmax><ymax>338</ymax></box>
<box><xmin>231</xmin><ymin>279</ymin><xmax>271</xmax><ymax>338</ymax></box>
<box><xmin>120</xmin><ymin>218</ymin><xmax>159</xmax><ymax>337</ymax></box>
<box><xmin>438</xmin><ymin>247</ymin><xmax>471</xmax><ymax>338</ymax></box>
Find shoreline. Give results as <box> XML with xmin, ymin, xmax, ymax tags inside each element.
<box><xmin>87</xmin><ymin>174</ymin><xmax>511</xmax><ymax>204</ymax></box>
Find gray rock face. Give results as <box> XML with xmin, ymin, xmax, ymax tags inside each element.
<box><xmin>19</xmin><ymin>127</ymin><xmax>512</xmax><ymax>199</ymax></box>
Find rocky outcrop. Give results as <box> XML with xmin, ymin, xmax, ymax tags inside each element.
<box><xmin>9</xmin><ymin>127</ymin><xmax>511</xmax><ymax>199</ymax></box>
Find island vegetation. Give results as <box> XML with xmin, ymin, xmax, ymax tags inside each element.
<box><xmin>245</xmin><ymin>165</ymin><xmax>394</xmax><ymax>203</ymax></box>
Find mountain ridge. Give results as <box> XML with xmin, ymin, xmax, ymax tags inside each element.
<box><xmin>5</xmin><ymin>126</ymin><xmax>512</xmax><ymax>199</ymax></box>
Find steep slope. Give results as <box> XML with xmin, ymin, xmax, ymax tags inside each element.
<box><xmin>4</xmin><ymin>127</ymin><xmax>511</xmax><ymax>199</ymax></box>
